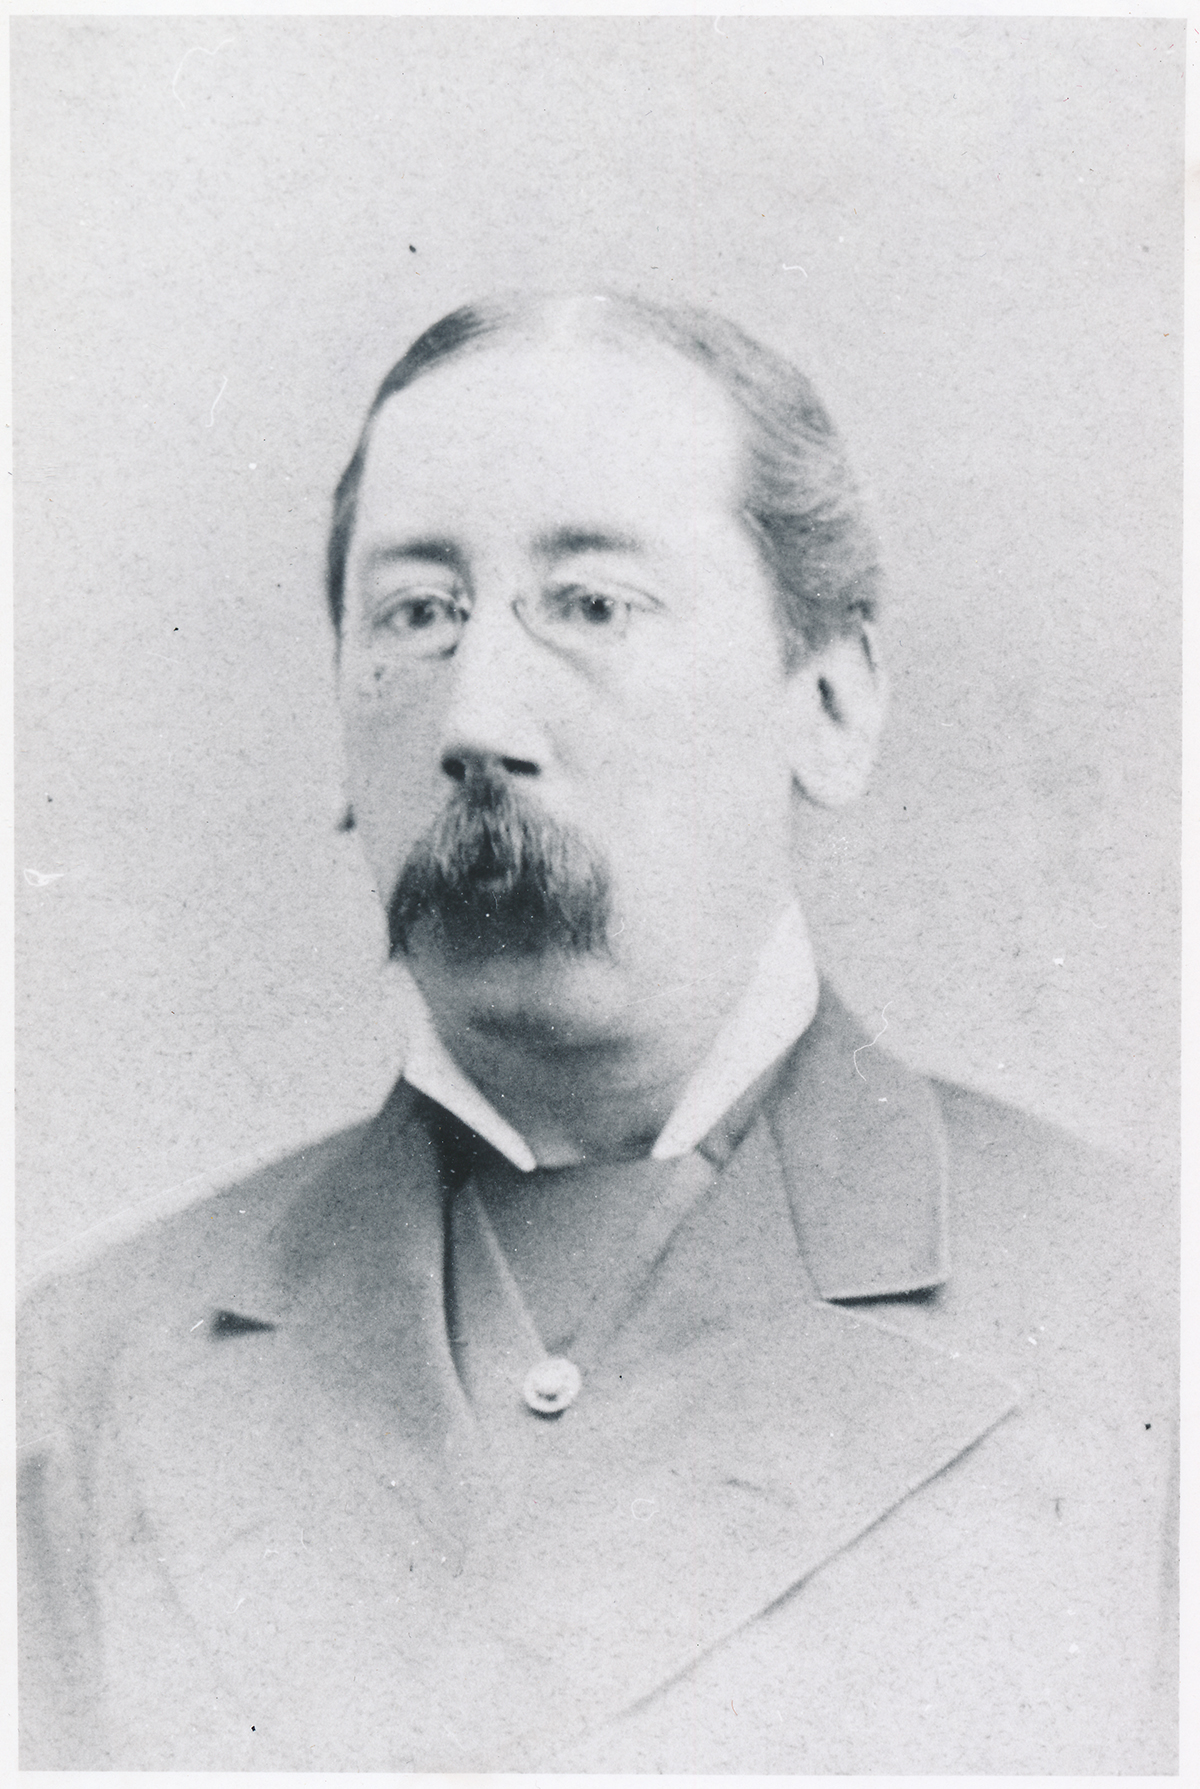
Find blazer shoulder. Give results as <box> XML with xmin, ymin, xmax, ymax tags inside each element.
<box><xmin>17</xmin><ymin>1124</ymin><xmax>319</xmax><ymax>1404</ymax></box>
<box><xmin>927</xmin><ymin>1076</ymin><xmax>1176</xmax><ymax>1383</ymax></box>
<box><xmin>17</xmin><ymin>1088</ymin><xmax>431</xmax><ymax>1429</ymax></box>
<box><xmin>931</xmin><ymin>1075</ymin><xmax>1114</xmax><ymax>1159</ymax></box>
<box><xmin>929</xmin><ymin>1077</ymin><xmax>1131</xmax><ymax>1209</ymax></box>
<box><xmin>929</xmin><ymin>1074</ymin><xmax>1168</xmax><ymax>1246</ymax></box>
<box><xmin>22</xmin><ymin>1120</ymin><xmax>363</xmax><ymax>1299</ymax></box>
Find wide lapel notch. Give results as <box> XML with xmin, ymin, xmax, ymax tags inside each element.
<box><xmin>158</xmin><ymin>1077</ymin><xmax>470</xmax><ymax>1451</ymax></box>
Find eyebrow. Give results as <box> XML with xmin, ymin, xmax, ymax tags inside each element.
<box><xmin>362</xmin><ymin>538</ymin><xmax>468</xmax><ymax>578</ymax></box>
<box><xmin>532</xmin><ymin>527</ymin><xmax>646</xmax><ymax>561</ymax></box>
<box><xmin>361</xmin><ymin>527</ymin><xmax>647</xmax><ymax>581</ymax></box>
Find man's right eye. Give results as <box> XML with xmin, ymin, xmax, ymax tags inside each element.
<box><xmin>373</xmin><ymin>592</ymin><xmax>469</xmax><ymax>657</ymax></box>
<box><xmin>380</xmin><ymin>594</ymin><xmax>456</xmax><ymax>632</ymax></box>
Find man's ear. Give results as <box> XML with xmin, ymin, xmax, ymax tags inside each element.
<box><xmin>783</xmin><ymin>625</ymin><xmax>889</xmax><ymax>808</ymax></box>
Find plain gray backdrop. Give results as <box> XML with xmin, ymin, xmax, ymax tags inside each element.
<box><xmin>14</xmin><ymin>15</ymin><xmax>1182</xmax><ymax>1271</ymax></box>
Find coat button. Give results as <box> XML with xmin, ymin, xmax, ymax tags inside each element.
<box><xmin>523</xmin><ymin>1357</ymin><xmax>581</xmax><ymax>1416</ymax></box>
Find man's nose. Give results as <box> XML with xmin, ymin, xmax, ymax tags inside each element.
<box><xmin>438</xmin><ymin>600</ymin><xmax>547</xmax><ymax>784</ymax></box>
<box><xmin>441</xmin><ymin>749</ymin><xmax>539</xmax><ymax>783</ymax></box>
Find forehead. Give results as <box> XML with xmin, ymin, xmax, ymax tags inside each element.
<box><xmin>351</xmin><ymin>339</ymin><xmax>748</xmax><ymax>556</ymax></box>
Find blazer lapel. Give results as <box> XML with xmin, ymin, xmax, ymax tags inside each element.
<box><xmin>272</xmin><ymin>1082</ymin><xmax>473</xmax><ymax>1451</ymax></box>
<box><xmin>766</xmin><ymin>981</ymin><xmax>951</xmax><ymax>1298</ymax></box>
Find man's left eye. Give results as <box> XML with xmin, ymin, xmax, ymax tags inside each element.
<box><xmin>537</xmin><ymin>585</ymin><xmax>659</xmax><ymax>642</ymax></box>
<box><xmin>562</xmin><ymin>591</ymin><xmax>623</xmax><ymax>627</ymax></box>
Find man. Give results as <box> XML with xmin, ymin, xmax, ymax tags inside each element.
<box><xmin>18</xmin><ymin>293</ymin><xmax>1176</xmax><ymax>1772</ymax></box>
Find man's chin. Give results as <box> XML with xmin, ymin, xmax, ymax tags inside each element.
<box><xmin>403</xmin><ymin>931</ymin><xmax>632</xmax><ymax>1046</ymax></box>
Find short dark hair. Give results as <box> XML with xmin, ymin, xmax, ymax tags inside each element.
<box><xmin>327</xmin><ymin>292</ymin><xmax>882</xmax><ymax>659</ymax></box>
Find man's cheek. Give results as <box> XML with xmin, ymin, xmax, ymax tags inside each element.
<box><xmin>340</xmin><ymin>678</ymin><xmax>442</xmax><ymax>761</ymax></box>
<box><xmin>343</xmin><ymin>765</ymin><xmax>439</xmax><ymax>912</ymax></box>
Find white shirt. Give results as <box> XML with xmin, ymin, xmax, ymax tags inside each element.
<box><xmin>398</xmin><ymin>902</ymin><xmax>820</xmax><ymax>1172</ymax></box>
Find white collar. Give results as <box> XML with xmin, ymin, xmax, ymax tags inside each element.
<box><xmin>398</xmin><ymin>902</ymin><xmax>820</xmax><ymax>1172</ymax></box>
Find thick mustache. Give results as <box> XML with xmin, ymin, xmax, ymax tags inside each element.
<box><xmin>387</xmin><ymin>771</ymin><xmax>612</xmax><ymax>960</ymax></box>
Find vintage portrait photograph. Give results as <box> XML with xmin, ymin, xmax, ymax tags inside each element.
<box><xmin>13</xmin><ymin>13</ymin><xmax>1182</xmax><ymax>1775</ymax></box>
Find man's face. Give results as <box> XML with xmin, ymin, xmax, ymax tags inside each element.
<box><xmin>339</xmin><ymin>335</ymin><xmax>801</xmax><ymax>1046</ymax></box>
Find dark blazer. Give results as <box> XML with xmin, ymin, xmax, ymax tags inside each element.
<box><xmin>18</xmin><ymin>987</ymin><xmax>1177</xmax><ymax>1772</ymax></box>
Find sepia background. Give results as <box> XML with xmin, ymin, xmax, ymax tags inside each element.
<box><xmin>13</xmin><ymin>16</ymin><xmax>1182</xmax><ymax>1270</ymax></box>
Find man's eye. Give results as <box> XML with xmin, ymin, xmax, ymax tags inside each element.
<box><xmin>404</xmin><ymin>599</ymin><xmax>442</xmax><ymax>631</ymax></box>
<box><xmin>380</xmin><ymin>593</ymin><xmax>458</xmax><ymax>632</ymax></box>
<box><xmin>544</xmin><ymin>587</ymin><xmax>633</xmax><ymax>632</ymax></box>
<box><xmin>369</xmin><ymin>591</ymin><xmax>469</xmax><ymax>661</ymax></box>
<box><xmin>572</xmin><ymin>593</ymin><xmax>623</xmax><ymax>627</ymax></box>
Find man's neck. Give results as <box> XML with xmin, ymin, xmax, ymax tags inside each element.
<box><xmin>437</xmin><ymin>1021</ymin><xmax>715</xmax><ymax>1166</ymax></box>
<box><xmin>406</xmin><ymin>911</ymin><xmax>787</xmax><ymax>1166</ymax></box>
